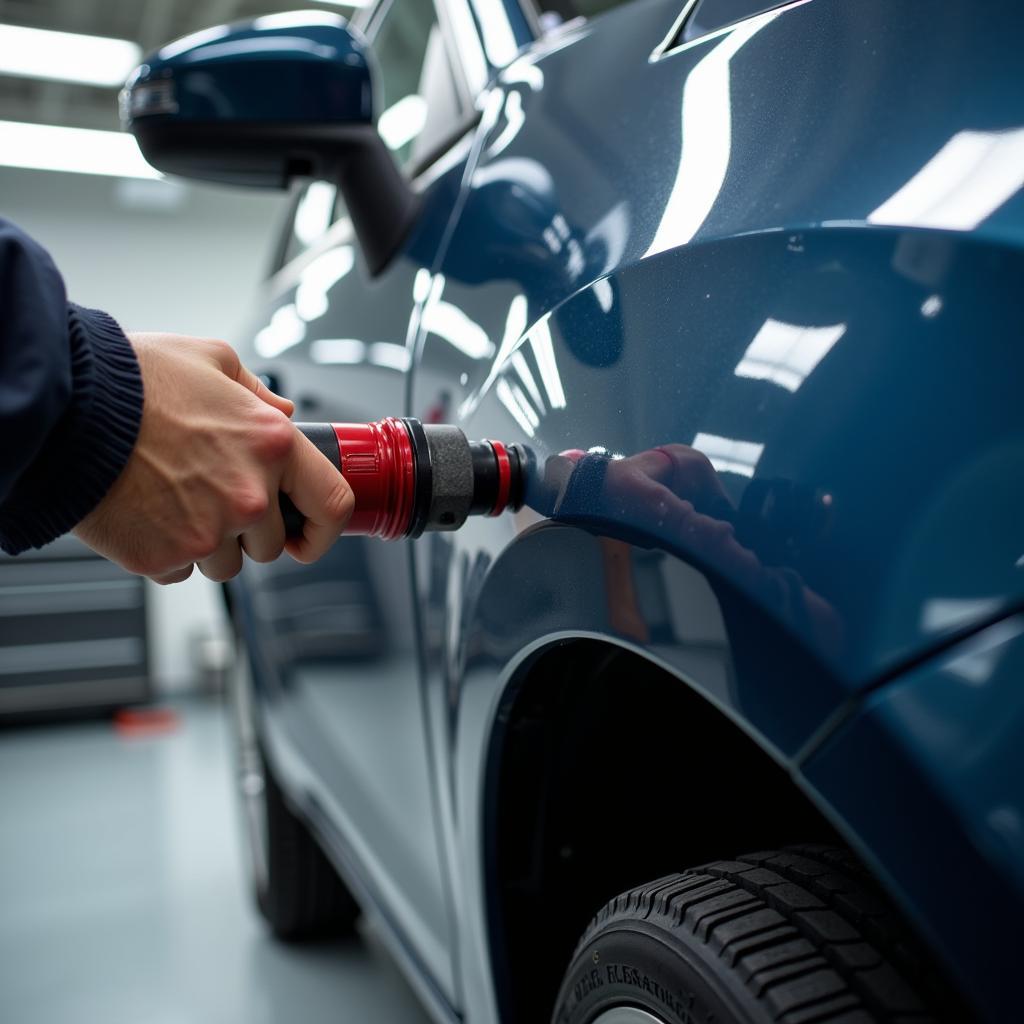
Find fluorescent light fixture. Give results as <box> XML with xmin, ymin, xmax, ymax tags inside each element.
<box><xmin>0</xmin><ymin>119</ymin><xmax>159</xmax><ymax>179</ymax></box>
<box><xmin>311</xmin><ymin>0</ymin><xmax>372</xmax><ymax>7</ymax></box>
<box><xmin>311</xmin><ymin>338</ymin><xmax>366</xmax><ymax>364</ymax></box>
<box><xmin>869</xmin><ymin>128</ymin><xmax>1024</xmax><ymax>231</ymax></box>
<box><xmin>0</xmin><ymin>24</ymin><xmax>140</xmax><ymax>87</ymax></box>
<box><xmin>255</xmin><ymin>304</ymin><xmax>306</xmax><ymax>358</ymax></box>
<box><xmin>369</xmin><ymin>342</ymin><xmax>411</xmax><ymax>371</ymax></box>
<box><xmin>378</xmin><ymin>94</ymin><xmax>428</xmax><ymax>152</ymax></box>
<box><xmin>735</xmin><ymin>319</ymin><xmax>846</xmax><ymax>392</ymax></box>
<box><xmin>692</xmin><ymin>432</ymin><xmax>764</xmax><ymax>478</ymax></box>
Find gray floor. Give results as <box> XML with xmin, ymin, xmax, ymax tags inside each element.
<box><xmin>0</xmin><ymin>700</ymin><xmax>433</xmax><ymax>1024</ymax></box>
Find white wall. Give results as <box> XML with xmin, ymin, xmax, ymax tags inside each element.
<box><xmin>2</xmin><ymin>166</ymin><xmax>289</xmax><ymax>694</ymax></box>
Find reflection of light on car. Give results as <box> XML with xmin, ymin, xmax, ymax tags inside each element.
<box><xmin>645</xmin><ymin>12</ymin><xmax>780</xmax><ymax>259</ymax></box>
<box><xmin>592</xmin><ymin>277</ymin><xmax>614</xmax><ymax>313</ymax></box>
<box><xmin>459</xmin><ymin>294</ymin><xmax>528</xmax><ymax>420</ymax></box>
<box><xmin>511</xmin><ymin>351</ymin><xmax>544</xmax><ymax>412</ymax></box>
<box><xmin>378</xmin><ymin>93</ymin><xmax>428</xmax><ymax>151</ymax></box>
<box><xmin>310</xmin><ymin>337</ymin><xmax>365</xmax><ymax>364</ymax></box>
<box><xmin>157</xmin><ymin>25</ymin><xmax>230</xmax><ymax>60</ymax></box>
<box><xmin>413</xmin><ymin>267</ymin><xmax>434</xmax><ymax>304</ymax></box>
<box><xmin>369</xmin><ymin>342</ymin><xmax>411</xmax><ymax>371</ymax></box>
<box><xmin>501</xmin><ymin>58</ymin><xmax>543</xmax><ymax>91</ymax></box>
<box><xmin>471</xmin><ymin>155</ymin><xmax>553</xmax><ymax>193</ymax></box>
<box><xmin>469</xmin><ymin>0</ymin><xmax>519</xmax><ymax>68</ymax></box>
<box><xmin>529</xmin><ymin>316</ymin><xmax>566</xmax><ymax>409</ymax></box>
<box><xmin>294</xmin><ymin>245</ymin><xmax>355</xmax><ymax>321</ymax></box>
<box><xmin>183</xmin><ymin>38</ymin><xmax>336</xmax><ymax>61</ymax></box>
<box><xmin>868</xmin><ymin>128</ymin><xmax>1024</xmax><ymax>231</ymax></box>
<box><xmin>692</xmin><ymin>432</ymin><xmax>764</xmax><ymax>478</ymax></box>
<box><xmin>735</xmin><ymin>318</ymin><xmax>846</xmax><ymax>392</ymax></box>
<box><xmin>252</xmin><ymin>11</ymin><xmax>345</xmax><ymax>31</ymax></box>
<box><xmin>486</xmin><ymin>90</ymin><xmax>525</xmax><ymax>158</ymax></box>
<box><xmin>293</xmin><ymin>182</ymin><xmax>337</xmax><ymax>247</ymax></box>
<box><xmin>921</xmin><ymin>294</ymin><xmax>943</xmax><ymax>319</ymax></box>
<box><xmin>496</xmin><ymin>378</ymin><xmax>537</xmax><ymax>436</ymax></box>
<box><xmin>255</xmin><ymin>303</ymin><xmax>306</xmax><ymax>357</ymax></box>
<box><xmin>422</xmin><ymin>298</ymin><xmax>495</xmax><ymax>359</ymax></box>
<box><xmin>920</xmin><ymin>597</ymin><xmax>1002</xmax><ymax>634</ymax></box>
<box><xmin>942</xmin><ymin>617</ymin><xmax>1024</xmax><ymax>687</ymax></box>
<box><xmin>586</xmin><ymin>202</ymin><xmax>630</xmax><ymax>278</ymax></box>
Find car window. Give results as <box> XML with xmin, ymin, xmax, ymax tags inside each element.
<box><xmin>371</xmin><ymin>0</ymin><xmax>464</xmax><ymax>171</ymax></box>
<box><xmin>277</xmin><ymin>180</ymin><xmax>345</xmax><ymax>271</ymax></box>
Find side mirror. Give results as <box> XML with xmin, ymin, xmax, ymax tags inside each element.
<box><xmin>123</xmin><ymin>11</ymin><xmax>418</xmax><ymax>274</ymax></box>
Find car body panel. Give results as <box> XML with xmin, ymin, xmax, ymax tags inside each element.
<box><xmin>800</xmin><ymin>613</ymin><xmax>1024</xmax><ymax>1024</ymax></box>
<box><xmin>230</xmin><ymin>0</ymin><xmax>1024</xmax><ymax>1021</ymax></box>
<box><xmin>234</xmin><ymin>158</ymin><xmax>471</xmax><ymax>1006</ymax></box>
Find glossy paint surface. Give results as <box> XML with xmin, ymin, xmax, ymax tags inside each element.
<box><xmin>127</xmin><ymin>14</ymin><xmax>372</xmax><ymax>126</ymax></box>
<box><xmin>232</xmin><ymin>0</ymin><xmax>1024</xmax><ymax>1021</ymax></box>
<box><xmin>801</xmin><ymin>613</ymin><xmax>1024</xmax><ymax>1024</ymax></box>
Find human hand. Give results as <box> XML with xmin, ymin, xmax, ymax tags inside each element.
<box><xmin>73</xmin><ymin>333</ymin><xmax>353</xmax><ymax>583</ymax></box>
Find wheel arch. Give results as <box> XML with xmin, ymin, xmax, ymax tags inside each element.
<box><xmin>480</xmin><ymin>635</ymin><xmax>845</xmax><ymax>1024</ymax></box>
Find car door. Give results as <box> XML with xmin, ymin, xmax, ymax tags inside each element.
<box><xmin>232</xmin><ymin>0</ymin><xmax>481</xmax><ymax>1002</ymax></box>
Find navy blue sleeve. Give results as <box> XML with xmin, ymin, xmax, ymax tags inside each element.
<box><xmin>0</xmin><ymin>219</ymin><xmax>143</xmax><ymax>554</ymax></box>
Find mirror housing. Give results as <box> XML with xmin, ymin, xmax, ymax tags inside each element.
<box><xmin>123</xmin><ymin>12</ymin><xmax>418</xmax><ymax>274</ymax></box>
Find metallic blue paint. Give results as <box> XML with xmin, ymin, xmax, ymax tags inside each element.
<box><xmin>221</xmin><ymin>0</ymin><xmax>1024</xmax><ymax>1020</ymax></box>
<box><xmin>800</xmin><ymin>613</ymin><xmax>1024</xmax><ymax>1024</ymax></box>
<box><xmin>125</xmin><ymin>13</ymin><xmax>372</xmax><ymax>126</ymax></box>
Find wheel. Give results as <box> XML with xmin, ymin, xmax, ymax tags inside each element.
<box><xmin>552</xmin><ymin>847</ymin><xmax>952</xmax><ymax>1024</ymax></box>
<box><xmin>228</xmin><ymin>624</ymin><xmax>359</xmax><ymax>940</ymax></box>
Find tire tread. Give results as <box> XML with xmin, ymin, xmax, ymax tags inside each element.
<box><xmin>565</xmin><ymin>846</ymin><xmax>957</xmax><ymax>1023</ymax></box>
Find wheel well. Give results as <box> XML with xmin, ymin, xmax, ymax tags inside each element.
<box><xmin>488</xmin><ymin>639</ymin><xmax>844</xmax><ymax>1024</ymax></box>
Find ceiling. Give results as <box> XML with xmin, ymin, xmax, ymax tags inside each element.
<box><xmin>0</xmin><ymin>0</ymin><xmax>357</xmax><ymax>132</ymax></box>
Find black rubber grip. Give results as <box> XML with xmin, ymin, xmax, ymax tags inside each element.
<box><xmin>281</xmin><ymin>423</ymin><xmax>340</xmax><ymax>537</ymax></box>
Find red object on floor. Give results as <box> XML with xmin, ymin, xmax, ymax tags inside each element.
<box><xmin>113</xmin><ymin>706</ymin><xmax>180</xmax><ymax>737</ymax></box>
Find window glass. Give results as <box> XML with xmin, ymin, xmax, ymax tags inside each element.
<box><xmin>372</xmin><ymin>0</ymin><xmax>463</xmax><ymax>170</ymax></box>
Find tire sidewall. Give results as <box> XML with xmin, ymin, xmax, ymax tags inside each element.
<box><xmin>553</xmin><ymin>923</ymin><xmax>771</xmax><ymax>1024</ymax></box>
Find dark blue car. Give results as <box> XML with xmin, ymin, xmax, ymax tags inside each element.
<box><xmin>125</xmin><ymin>0</ymin><xmax>1024</xmax><ymax>1021</ymax></box>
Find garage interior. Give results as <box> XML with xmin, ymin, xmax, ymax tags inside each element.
<box><xmin>0</xmin><ymin>0</ymin><xmax>428</xmax><ymax>1020</ymax></box>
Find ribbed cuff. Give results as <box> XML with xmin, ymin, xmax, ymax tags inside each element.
<box><xmin>0</xmin><ymin>305</ymin><xmax>143</xmax><ymax>554</ymax></box>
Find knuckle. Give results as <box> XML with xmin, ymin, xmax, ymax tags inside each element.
<box><xmin>183</xmin><ymin>529</ymin><xmax>220</xmax><ymax>564</ymax></box>
<box><xmin>254</xmin><ymin>415</ymin><xmax>295</xmax><ymax>462</ymax></box>
<box><xmin>323</xmin><ymin>478</ymin><xmax>355</xmax><ymax>527</ymax></box>
<box><xmin>209</xmin><ymin>337</ymin><xmax>236</xmax><ymax>364</ymax></box>
<box><xmin>231</xmin><ymin>487</ymin><xmax>270</xmax><ymax>526</ymax></box>
<box><xmin>125</xmin><ymin>554</ymin><xmax>157</xmax><ymax>577</ymax></box>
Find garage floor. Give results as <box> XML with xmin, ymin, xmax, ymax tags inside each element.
<box><xmin>0</xmin><ymin>700</ymin><xmax>432</xmax><ymax>1024</ymax></box>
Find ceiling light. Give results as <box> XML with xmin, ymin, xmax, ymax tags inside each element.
<box><xmin>0</xmin><ymin>24</ymin><xmax>140</xmax><ymax>87</ymax></box>
<box><xmin>0</xmin><ymin>120</ymin><xmax>160</xmax><ymax>179</ymax></box>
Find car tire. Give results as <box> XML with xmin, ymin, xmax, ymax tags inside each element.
<box><xmin>551</xmin><ymin>846</ymin><xmax>946</xmax><ymax>1024</ymax></box>
<box><xmin>229</xmin><ymin>625</ymin><xmax>359</xmax><ymax>941</ymax></box>
<box><xmin>253</xmin><ymin>742</ymin><xmax>360</xmax><ymax>940</ymax></box>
